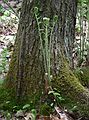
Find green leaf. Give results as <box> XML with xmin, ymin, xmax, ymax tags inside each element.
<box><xmin>48</xmin><ymin>90</ymin><xmax>55</xmax><ymax>94</ymax></box>
<box><xmin>23</xmin><ymin>104</ymin><xmax>30</xmax><ymax>110</ymax></box>
<box><xmin>54</xmin><ymin>92</ymin><xmax>60</xmax><ymax>96</ymax></box>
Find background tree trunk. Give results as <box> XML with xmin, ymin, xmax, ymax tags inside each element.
<box><xmin>5</xmin><ymin>0</ymin><xmax>89</xmax><ymax>115</ymax></box>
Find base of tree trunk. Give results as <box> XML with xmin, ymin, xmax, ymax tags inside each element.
<box><xmin>52</xmin><ymin>58</ymin><xmax>89</xmax><ymax>116</ymax></box>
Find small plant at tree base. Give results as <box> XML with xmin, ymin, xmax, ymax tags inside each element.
<box><xmin>31</xmin><ymin>109</ymin><xmax>37</xmax><ymax>120</ymax></box>
<box><xmin>34</xmin><ymin>7</ymin><xmax>58</xmax><ymax>83</ymax></box>
<box><xmin>34</xmin><ymin>7</ymin><xmax>64</xmax><ymax>110</ymax></box>
<box><xmin>48</xmin><ymin>89</ymin><xmax>64</xmax><ymax>107</ymax></box>
<box><xmin>22</xmin><ymin>104</ymin><xmax>30</xmax><ymax>111</ymax></box>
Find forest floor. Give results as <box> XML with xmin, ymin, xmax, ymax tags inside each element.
<box><xmin>0</xmin><ymin>106</ymin><xmax>86</xmax><ymax>120</ymax></box>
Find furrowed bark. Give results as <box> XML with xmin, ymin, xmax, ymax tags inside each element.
<box><xmin>4</xmin><ymin>0</ymin><xmax>89</xmax><ymax>115</ymax></box>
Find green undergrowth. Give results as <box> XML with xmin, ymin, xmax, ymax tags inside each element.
<box><xmin>59</xmin><ymin>95</ymin><xmax>89</xmax><ymax>117</ymax></box>
<box><xmin>0</xmin><ymin>85</ymin><xmax>16</xmax><ymax>111</ymax></box>
<box><xmin>0</xmin><ymin>84</ymin><xmax>24</xmax><ymax>111</ymax></box>
<box><xmin>0</xmin><ymin>83</ymin><xmax>89</xmax><ymax>117</ymax></box>
<box><xmin>0</xmin><ymin>66</ymin><xmax>89</xmax><ymax>116</ymax></box>
<box><xmin>0</xmin><ymin>83</ymin><xmax>61</xmax><ymax>115</ymax></box>
<box><xmin>0</xmin><ymin>84</ymin><xmax>52</xmax><ymax>114</ymax></box>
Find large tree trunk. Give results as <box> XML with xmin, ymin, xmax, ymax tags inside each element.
<box><xmin>5</xmin><ymin>0</ymin><xmax>89</xmax><ymax>115</ymax></box>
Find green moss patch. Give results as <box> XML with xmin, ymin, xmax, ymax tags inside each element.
<box><xmin>51</xmin><ymin>58</ymin><xmax>89</xmax><ymax>116</ymax></box>
<box><xmin>74</xmin><ymin>67</ymin><xmax>89</xmax><ymax>88</ymax></box>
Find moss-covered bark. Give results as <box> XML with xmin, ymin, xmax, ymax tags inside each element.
<box><xmin>74</xmin><ymin>67</ymin><xmax>89</xmax><ymax>88</ymax></box>
<box><xmin>52</xmin><ymin>56</ymin><xmax>89</xmax><ymax>115</ymax></box>
<box><xmin>54</xmin><ymin>58</ymin><xmax>89</xmax><ymax>100</ymax></box>
<box><xmin>3</xmin><ymin>0</ymin><xmax>89</xmax><ymax>116</ymax></box>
